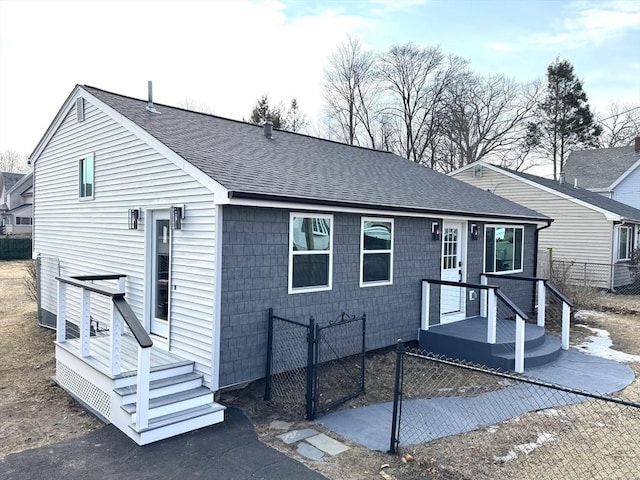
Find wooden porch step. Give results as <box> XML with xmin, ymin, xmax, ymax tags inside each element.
<box><xmin>122</xmin><ymin>386</ymin><xmax>214</xmax><ymax>422</ymax></box>
<box><xmin>114</xmin><ymin>372</ymin><xmax>204</xmax><ymax>404</ymax></box>
<box><xmin>129</xmin><ymin>403</ymin><xmax>226</xmax><ymax>445</ymax></box>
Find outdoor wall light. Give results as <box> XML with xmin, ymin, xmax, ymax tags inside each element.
<box><xmin>128</xmin><ymin>209</ymin><xmax>140</xmax><ymax>230</ymax></box>
<box><xmin>171</xmin><ymin>205</ymin><xmax>184</xmax><ymax>230</ymax></box>
<box><xmin>470</xmin><ymin>223</ymin><xmax>479</xmax><ymax>241</ymax></box>
<box><xmin>431</xmin><ymin>221</ymin><xmax>441</xmax><ymax>241</ymax></box>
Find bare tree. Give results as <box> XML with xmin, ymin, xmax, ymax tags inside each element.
<box><xmin>0</xmin><ymin>150</ymin><xmax>29</xmax><ymax>173</ymax></box>
<box><xmin>376</xmin><ymin>43</ymin><xmax>452</xmax><ymax>165</ymax></box>
<box><xmin>596</xmin><ymin>102</ymin><xmax>640</xmax><ymax>148</ymax></box>
<box><xmin>441</xmin><ymin>73</ymin><xmax>543</xmax><ymax>171</ymax></box>
<box><xmin>177</xmin><ymin>97</ymin><xmax>215</xmax><ymax>114</ymax></box>
<box><xmin>286</xmin><ymin>98</ymin><xmax>309</xmax><ymax>133</ymax></box>
<box><xmin>322</xmin><ymin>35</ymin><xmax>379</xmax><ymax>147</ymax></box>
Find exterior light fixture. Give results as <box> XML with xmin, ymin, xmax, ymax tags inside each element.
<box><xmin>171</xmin><ymin>205</ymin><xmax>184</xmax><ymax>230</ymax></box>
<box><xmin>431</xmin><ymin>221</ymin><xmax>441</xmax><ymax>241</ymax></box>
<box><xmin>470</xmin><ymin>223</ymin><xmax>479</xmax><ymax>240</ymax></box>
<box><xmin>128</xmin><ymin>209</ymin><xmax>140</xmax><ymax>230</ymax></box>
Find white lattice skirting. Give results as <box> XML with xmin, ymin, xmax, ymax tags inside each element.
<box><xmin>56</xmin><ymin>360</ymin><xmax>111</xmax><ymax>419</ymax></box>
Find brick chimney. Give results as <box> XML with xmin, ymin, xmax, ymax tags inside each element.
<box><xmin>635</xmin><ymin>136</ymin><xmax>640</xmax><ymax>153</ymax></box>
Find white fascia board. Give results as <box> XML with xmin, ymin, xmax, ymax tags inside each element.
<box><xmin>462</xmin><ymin>162</ymin><xmax>623</xmax><ymax>222</ymax></box>
<box><xmin>609</xmin><ymin>157</ymin><xmax>640</xmax><ymax>190</ymax></box>
<box><xmin>228</xmin><ymin>196</ymin><xmax>550</xmax><ymax>227</ymax></box>
<box><xmin>29</xmin><ymin>86</ymin><xmax>229</xmax><ymax>201</ymax></box>
<box><xmin>7</xmin><ymin>172</ymin><xmax>33</xmax><ymax>195</ymax></box>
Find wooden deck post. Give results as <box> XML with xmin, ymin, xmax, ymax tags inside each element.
<box><xmin>515</xmin><ymin>315</ymin><xmax>525</xmax><ymax>373</ymax></box>
<box><xmin>110</xmin><ymin>301</ymin><xmax>123</xmax><ymax>376</ymax></box>
<box><xmin>536</xmin><ymin>279</ymin><xmax>546</xmax><ymax>327</ymax></box>
<box><xmin>56</xmin><ymin>281</ymin><xmax>67</xmax><ymax>343</ymax></box>
<box><xmin>79</xmin><ymin>288</ymin><xmax>91</xmax><ymax>357</ymax></box>
<box><xmin>561</xmin><ymin>302</ymin><xmax>570</xmax><ymax>350</ymax></box>
<box><xmin>421</xmin><ymin>280</ymin><xmax>430</xmax><ymax>331</ymax></box>
<box><xmin>136</xmin><ymin>346</ymin><xmax>151</xmax><ymax>430</ymax></box>
<box><xmin>486</xmin><ymin>287</ymin><xmax>497</xmax><ymax>344</ymax></box>
<box><xmin>480</xmin><ymin>275</ymin><xmax>488</xmax><ymax>317</ymax></box>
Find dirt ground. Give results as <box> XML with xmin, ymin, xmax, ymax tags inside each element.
<box><xmin>0</xmin><ymin>261</ymin><xmax>101</xmax><ymax>459</ymax></box>
<box><xmin>2</xmin><ymin>259</ymin><xmax>639</xmax><ymax>479</ymax></box>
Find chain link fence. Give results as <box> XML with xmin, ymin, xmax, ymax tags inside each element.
<box><xmin>551</xmin><ymin>260</ymin><xmax>640</xmax><ymax>296</ymax></box>
<box><xmin>389</xmin><ymin>344</ymin><xmax>640</xmax><ymax>479</ymax></box>
<box><xmin>264</xmin><ymin>309</ymin><xmax>366</xmax><ymax>419</ymax></box>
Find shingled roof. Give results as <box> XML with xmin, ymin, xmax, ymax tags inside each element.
<box><xmin>494</xmin><ymin>166</ymin><xmax>640</xmax><ymax>223</ymax></box>
<box><xmin>563</xmin><ymin>144</ymin><xmax>640</xmax><ymax>190</ymax></box>
<box><xmin>81</xmin><ymin>86</ymin><xmax>547</xmax><ymax>222</ymax></box>
<box><xmin>1</xmin><ymin>172</ymin><xmax>25</xmax><ymax>193</ymax></box>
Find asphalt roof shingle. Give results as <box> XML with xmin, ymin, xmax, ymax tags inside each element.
<box><xmin>563</xmin><ymin>145</ymin><xmax>639</xmax><ymax>190</ymax></box>
<box><xmin>1</xmin><ymin>172</ymin><xmax>25</xmax><ymax>193</ymax></box>
<box><xmin>83</xmin><ymin>86</ymin><xmax>547</xmax><ymax>221</ymax></box>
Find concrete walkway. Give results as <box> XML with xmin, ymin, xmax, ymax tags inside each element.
<box><xmin>0</xmin><ymin>407</ymin><xmax>327</xmax><ymax>480</ymax></box>
<box><xmin>319</xmin><ymin>349</ymin><xmax>635</xmax><ymax>451</ymax></box>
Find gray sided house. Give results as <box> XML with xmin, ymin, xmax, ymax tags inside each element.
<box><xmin>563</xmin><ymin>137</ymin><xmax>640</xmax><ymax>210</ymax></box>
<box><xmin>451</xmin><ymin>161</ymin><xmax>640</xmax><ymax>290</ymax></box>
<box><xmin>31</xmin><ymin>85</ymin><xmax>553</xmax><ymax>444</ymax></box>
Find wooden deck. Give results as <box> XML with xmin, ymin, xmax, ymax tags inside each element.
<box><xmin>57</xmin><ymin>333</ymin><xmax>191</xmax><ymax>380</ymax></box>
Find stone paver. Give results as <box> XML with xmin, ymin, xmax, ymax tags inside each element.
<box><xmin>270</xmin><ymin>420</ymin><xmax>294</xmax><ymax>431</ymax></box>
<box><xmin>297</xmin><ymin>442</ymin><xmax>325</xmax><ymax>461</ymax></box>
<box><xmin>306</xmin><ymin>433</ymin><xmax>350</xmax><ymax>456</ymax></box>
<box><xmin>277</xmin><ymin>428</ymin><xmax>320</xmax><ymax>445</ymax></box>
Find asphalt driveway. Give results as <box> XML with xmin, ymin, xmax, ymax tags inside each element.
<box><xmin>0</xmin><ymin>407</ymin><xmax>326</xmax><ymax>480</ymax></box>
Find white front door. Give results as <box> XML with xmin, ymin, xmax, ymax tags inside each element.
<box><xmin>440</xmin><ymin>222</ymin><xmax>465</xmax><ymax>322</ymax></box>
<box><xmin>150</xmin><ymin>211</ymin><xmax>170</xmax><ymax>338</ymax></box>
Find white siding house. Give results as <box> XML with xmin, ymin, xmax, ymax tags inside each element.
<box><xmin>451</xmin><ymin>162</ymin><xmax>640</xmax><ymax>290</ymax></box>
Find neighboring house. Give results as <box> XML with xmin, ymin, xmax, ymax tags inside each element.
<box><xmin>563</xmin><ymin>137</ymin><xmax>640</xmax><ymax>210</ymax></box>
<box><xmin>0</xmin><ymin>171</ymin><xmax>33</xmax><ymax>235</ymax></box>
<box><xmin>451</xmin><ymin>161</ymin><xmax>640</xmax><ymax>290</ymax></box>
<box><xmin>31</xmin><ymin>85</ymin><xmax>558</xmax><ymax>445</ymax></box>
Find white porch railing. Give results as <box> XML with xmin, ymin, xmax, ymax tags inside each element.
<box><xmin>55</xmin><ymin>274</ymin><xmax>153</xmax><ymax>430</ymax></box>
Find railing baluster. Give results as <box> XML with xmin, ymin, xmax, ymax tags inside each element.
<box><xmin>562</xmin><ymin>301</ymin><xmax>570</xmax><ymax>350</ymax></box>
<box><xmin>136</xmin><ymin>346</ymin><xmax>151</xmax><ymax>430</ymax></box>
<box><xmin>421</xmin><ymin>280</ymin><xmax>430</xmax><ymax>331</ymax></box>
<box><xmin>56</xmin><ymin>281</ymin><xmax>67</xmax><ymax>343</ymax></box>
<box><xmin>79</xmin><ymin>288</ymin><xmax>91</xmax><ymax>357</ymax></box>
<box><xmin>537</xmin><ymin>279</ymin><xmax>546</xmax><ymax>327</ymax></box>
<box><xmin>487</xmin><ymin>287</ymin><xmax>497</xmax><ymax>344</ymax></box>
<box><xmin>110</xmin><ymin>301</ymin><xmax>122</xmax><ymax>376</ymax></box>
<box><xmin>480</xmin><ymin>275</ymin><xmax>488</xmax><ymax>317</ymax></box>
<box><xmin>515</xmin><ymin>315</ymin><xmax>525</xmax><ymax>373</ymax></box>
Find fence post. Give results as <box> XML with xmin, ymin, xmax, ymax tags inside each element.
<box><xmin>537</xmin><ymin>279</ymin><xmax>546</xmax><ymax>327</ymax></box>
<box><xmin>360</xmin><ymin>313</ymin><xmax>366</xmax><ymax>392</ymax></box>
<box><xmin>305</xmin><ymin>316</ymin><xmax>316</xmax><ymax>420</ymax></box>
<box><xmin>264</xmin><ymin>308</ymin><xmax>274</xmax><ymax>401</ymax></box>
<box><xmin>389</xmin><ymin>340</ymin><xmax>404</xmax><ymax>454</ymax></box>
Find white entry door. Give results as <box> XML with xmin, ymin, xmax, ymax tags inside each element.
<box><xmin>150</xmin><ymin>211</ymin><xmax>170</xmax><ymax>338</ymax></box>
<box><xmin>440</xmin><ymin>222</ymin><xmax>465</xmax><ymax>322</ymax></box>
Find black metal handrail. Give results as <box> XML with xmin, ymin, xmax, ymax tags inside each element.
<box><xmin>482</xmin><ymin>273</ymin><xmax>545</xmax><ymax>282</ymax></box>
<box><xmin>495</xmin><ymin>289</ymin><xmax>529</xmax><ymax>321</ymax></box>
<box><xmin>422</xmin><ymin>278</ymin><xmax>499</xmax><ymax>290</ymax></box>
<box><xmin>56</xmin><ymin>275</ymin><xmax>122</xmax><ymax>296</ymax></box>
<box><xmin>72</xmin><ymin>274</ymin><xmax>127</xmax><ymax>281</ymax></box>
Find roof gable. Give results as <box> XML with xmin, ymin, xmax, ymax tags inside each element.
<box><xmin>564</xmin><ymin>145</ymin><xmax>640</xmax><ymax>190</ymax></box>
<box><xmin>70</xmin><ymin>86</ymin><xmax>546</xmax><ymax>222</ymax></box>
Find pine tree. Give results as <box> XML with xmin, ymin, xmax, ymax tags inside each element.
<box><xmin>526</xmin><ymin>58</ymin><xmax>601</xmax><ymax>179</ymax></box>
<box><xmin>249</xmin><ymin>94</ymin><xmax>286</xmax><ymax>129</ymax></box>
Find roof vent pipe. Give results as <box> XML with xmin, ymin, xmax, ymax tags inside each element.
<box><xmin>574</xmin><ymin>178</ymin><xmax>578</xmax><ymax>188</ymax></box>
<box><xmin>635</xmin><ymin>136</ymin><xmax>640</xmax><ymax>153</ymax></box>
<box><xmin>263</xmin><ymin>121</ymin><xmax>273</xmax><ymax>139</ymax></box>
<box><xmin>146</xmin><ymin>81</ymin><xmax>158</xmax><ymax>113</ymax></box>
<box><xmin>559</xmin><ymin>172</ymin><xmax>565</xmax><ymax>185</ymax></box>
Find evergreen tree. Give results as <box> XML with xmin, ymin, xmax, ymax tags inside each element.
<box><xmin>286</xmin><ymin>98</ymin><xmax>309</xmax><ymax>133</ymax></box>
<box><xmin>526</xmin><ymin>58</ymin><xmax>601</xmax><ymax>179</ymax></box>
<box><xmin>249</xmin><ymin>94</ymin><xmax>286</xmax><ymax>129</ymax></box>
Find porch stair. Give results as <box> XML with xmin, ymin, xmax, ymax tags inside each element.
<box><xmin>419</xmin><ymin>316</ymin><xmax>563</xmax><ymax>371</ymax></box>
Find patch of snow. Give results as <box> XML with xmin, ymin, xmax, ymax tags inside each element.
<box><xmin>493</xmin><ymin>432</ymin><xmax>555</xmax><ymax>463</ymax></box>
<box><xmin>573</xmin><ymin>324</ymin><xmax>640</xmax><ymax>363</ymax></box>
<box><xmin>486</xmin><ymin>426</ymin><xmax>498</xmax><ymax>433</ymax></box>
<box><xmin>574</xmin><ymin>310</ymin><xmax>608</xmax><ymax>321</ymax></box>
<box><xmin>537</xmin><ymin>408</ymin><xmax>559</xmax><ymax>417</ymax></box>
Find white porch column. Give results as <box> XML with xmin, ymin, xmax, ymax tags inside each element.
<box><xmin>561</xmin><ymin>302</ymin><xmax>571</xmax><ymax>350</ymax></box>
<box><xmin>136</xmin><ymin>346</ymin><xmax>151</xmax><ymax>430</ymax></box>
<box><xmin>480</xmin><ymin>275</ymin><xmax>488</xmax><ymax>318</ymax></box>
<box><xmin>487</xmin><ymin>287</ymin><xmax>497</xmax><ymax>344</ymax></box>
<box><xmin>515</xmin><ymin>315</ymin><xmax>525</xmax><ymax>373</ymax></box>
<box><xmin>110</xmin><ymin>301</ymin><xmax>123</xmax><ymax>376</ymax></box>
<box><xmin>421</xmin><ymin>280</ymin><xmax>430</xmax><ymax>331</ymax></box>
<box><xmin>536</xmin><ymin>280</ymin><xmax>546</xmax><ymax>327</ymax></box>
<box><xmin>79</xmin><ymin>288</ymin><xmax>91</xmax><ymax>357</ymax></box>
<box><xmin>56</xmin><ymin>281</ymin><xmax>67</xmax><ymax>343</ymax></box>
<box><xmin>117</xmin><ymin>276</ymin><xmax>126</xmax><ymax>294</ymax></box>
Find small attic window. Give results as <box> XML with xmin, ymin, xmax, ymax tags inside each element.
<box><xmin>76</xmin><ymin>98</ymin><xmax>85</xmax><ymax>123</ymax></box>
<box><xmin>473</xmin><ymin>165</ymin><xmax>483</xmax><ymax>178</ymax></box>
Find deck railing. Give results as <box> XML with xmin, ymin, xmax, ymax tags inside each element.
<box><xmin>481</xmin><ymin>274</ymin><xmax>573</xmax><ymax>350</ymax></box>
<box><xmin>55</xmin><ymin>274</ymin><xmax>153</xmax><ymax>429</ymax></box>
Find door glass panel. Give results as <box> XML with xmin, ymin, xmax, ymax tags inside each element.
<box><xmin>442</xmin><ymin>228</ymin><xmax>458</xmax><ymax>269</ymax></box>
<box><xmin>155</xmin><ymin>219</ymin><xmax>170</xmax><ymax>320</ymax></box>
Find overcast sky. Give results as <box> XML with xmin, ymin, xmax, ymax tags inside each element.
<box><xmin>1</xmin><ymin>0</ymin><xmax>639</xmax><ymax>161</ymax></box>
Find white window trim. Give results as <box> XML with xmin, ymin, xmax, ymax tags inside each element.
<box><xmin>78</xmin><ymin>153</ymin><xmax>95</xmax><ymax>201</ymax></box>
<box><xmin>483</xmin><ymin>224</ymin><xmax>525</xmax><ymax>275</ymax></box>
<box><xmin>616</xmin><ymin>225</ymin><xmax>633</xmax><ymax>262</ymax></box>
<box><xmin>360</xmin><ymin>216</ymin><xmax>394</xmax><ymax>287</ymax></box>
<box><xmin>288</xmin><ymin>212</ymin><xmax>334</xmax><ymax>294</ymax></box>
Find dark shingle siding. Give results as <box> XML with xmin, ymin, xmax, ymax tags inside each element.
<box><xmin>82</xmin><ymin>85</ymin><xmax>547</xmax><ymax>221</ymax></box>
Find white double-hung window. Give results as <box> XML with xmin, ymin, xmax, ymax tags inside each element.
<box><xmin>360</xmin><ymin>217</ymin><xmax>393</xmax><ymax>286</ymax></box>
<box><xmin>288</xmin><ymin>213</ymin><xmax>333</xmax><ymax>293</ymax></box>
<box><xmin>616</xmin><ymin>226</ymin><xmax>633</xmax><ymax>261</ymax></box>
